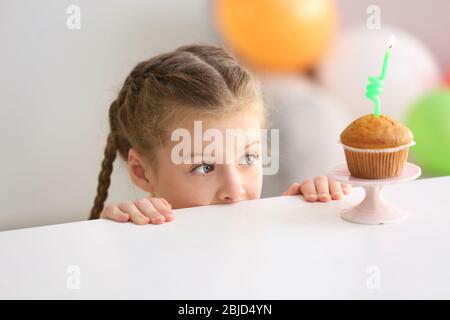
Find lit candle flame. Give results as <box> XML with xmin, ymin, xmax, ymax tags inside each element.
<box><xmin>388</xmin><ymin>34</ymin><xmax>396</xmax><ymax>49</ymax></box>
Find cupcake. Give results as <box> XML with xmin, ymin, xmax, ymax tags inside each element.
<box><xmin>339</xmin><ymin>114</ymin><xmax>415</xmax><ymax>179</ymax></box>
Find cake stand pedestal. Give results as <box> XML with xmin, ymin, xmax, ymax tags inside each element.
<box><xmin>326</xmin><ymin>162</ymin><xmax>421</xmax><ymax>225</ymax></box>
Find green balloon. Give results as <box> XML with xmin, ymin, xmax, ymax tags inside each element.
<box><xmin>406</xmin><ymin>89</ymin><xmax>450</xmax><ymax>176</ymax></box>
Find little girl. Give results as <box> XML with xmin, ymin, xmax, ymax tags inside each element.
<box><xmin>90</xmin><ymin>45</ymin><xmax>351</xmax><ymax>224</ymax></box>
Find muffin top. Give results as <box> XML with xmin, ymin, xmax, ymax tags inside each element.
<box><xmin>340</xmin><ymin>114</ymin><xmax>413</xmax><ymax>149</ymax></box>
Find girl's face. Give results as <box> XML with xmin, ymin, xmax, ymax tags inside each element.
<box><xmin>148</xmin><ymin>110</ymin><xmax>263</xmax><ymax>209</ymax></box>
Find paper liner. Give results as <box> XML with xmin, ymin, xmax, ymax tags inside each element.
<box><xmin>343</xmin><ymin>148</ymin><xmax>410</xmax><ymax>179</ymax></box>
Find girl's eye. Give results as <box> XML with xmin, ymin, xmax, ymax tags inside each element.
<box><xmin>191</xmin><ymin>162</ymin><xmax>215</xmax><ymax>174</ymax></box>
<box><xmin>239</xmin><ymin>153</ymin><xmax>259</xmax><ymax>166</ymax></box>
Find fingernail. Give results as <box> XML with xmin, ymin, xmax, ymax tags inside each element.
<box><xmin>332</xmin><ymin>192</ymin><xmax>343</xmax><ymax>199</ymax></box>
<box><xmin>306</xmin><ymin>193</ymin><xmax>318</xmax><ymax>200</ymax></box>
<box><xmin>148</xmin><ymin>217</ymin><xmax>158</xmax><ymax>224</ymax></box>
<box><xmin>319</xmin><ymin>193</ymin><xmax>330</xmax><ymax>198</ymax></box>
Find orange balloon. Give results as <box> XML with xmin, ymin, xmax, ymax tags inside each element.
<box><xmin>214</xmin><ymin>0</ymin><xmax>338</xmax><ymax>72</ymax></box>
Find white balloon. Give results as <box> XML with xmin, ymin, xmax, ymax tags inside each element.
<box><xmin>259</xmin><ymin>75</ymin><xmax>352</xmax><ymax>197</ymax></box>
<box><xmin>317</xmin><ymin>26</ymin><xmax>441</xmax><ymax>121</ymax></box>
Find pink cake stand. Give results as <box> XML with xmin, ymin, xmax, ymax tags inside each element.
<box><xmin>326</xmin><ymin>162</ymin><xmax>421</xmax><ymax>225</ymax></box>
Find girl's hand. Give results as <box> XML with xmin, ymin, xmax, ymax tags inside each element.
<box><xmin>282</xmin><ymin>176</ymin><xmax>351</xmax><ymax>202</ymax></box>
<box><xmin>100</xmin><ymin>198</ymin><xmax>174</xmax><ymax>225</ymax></box>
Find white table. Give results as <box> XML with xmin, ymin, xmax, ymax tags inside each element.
<box><xmin>1</xmin><ymin>176</ymin><xmax>450</xmax><ymax>299</ymax></box>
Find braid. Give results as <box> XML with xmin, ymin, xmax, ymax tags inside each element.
<box><xmin>89</xmin><ymin>132</ymin><xmax>117</xmax><ymax>219</ymax></box>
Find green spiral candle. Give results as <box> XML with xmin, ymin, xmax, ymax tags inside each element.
<box><xmin>365</xmin><ymin>35</ymin><xmax>396</xmax><ymax>117</ymax></box>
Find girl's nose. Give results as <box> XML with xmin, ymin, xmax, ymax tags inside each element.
<box><xmin>221</xmin><ymin>187</ymin><xmax>246</xmax><ymax>203</ymax></box>
<box><xmin>217</xmin><ymin>167</ymin><xmax>246</xmax><ymax>203</ymax></box>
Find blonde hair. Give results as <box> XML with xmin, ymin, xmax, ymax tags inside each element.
<box><xmin>90</xmin><ymin>44</ymin><xmax>265</xmax><ymax>219</ymax></box>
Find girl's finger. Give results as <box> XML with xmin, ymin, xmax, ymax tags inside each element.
<box><xmin>342</xmin><ymin>183</ymin><xmax>352</xmax><ymax>194</ymax></box>
<box><xmin>283</xmin><ymin>182</ymin><xmax>301</xmax><ymax>196</ymax></box>
<box><xmin>100</xmin><ymin>204</ymin><xmax>130</xmax><ymax>222</ymax></box>
<box><xmin>329</xmin><ymin>179</ymin><xmax>344</xmax><ymax>200</ymax></box>
<box><xmin>159</xmin><ymin>198</ymin><xmax>172</xmax><ymax>210</ymax></box>
<box><xmin>111</xmin><ymin>206</ymin><xmax>130</xmax><ymax>222</ymax></box>
<box><xmin>314</xmin><ymin>176</ymin><xmax>331</xmax><ymax>202</ymax></box>
<box><xmin>299</xmin><ymin>180</ymin><xmax>318</xmax><ymax>202</ymax></box>
<box><xmin>119</xmin><ymin>201</ymin><xmax>150</xmax><ymax>225</ymax></box>
<box><xmin>134</xmin><ymin>198</ymin><xmax>165</xmax><ymax>225</ymax></box>
<box><xmin>150</xmin><ymin>198</ymin><xmax>174</xmax><ymax>222</ymax></box>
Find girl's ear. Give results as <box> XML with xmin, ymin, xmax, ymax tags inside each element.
<box><xmin>127</xmin><ymin>148</ymin><xmax>156</xmax><ymax>193</ymax></box>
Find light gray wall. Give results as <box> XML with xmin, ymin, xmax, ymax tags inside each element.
<box><xmin>0</xmin><ymin>0</ymin><xmax>217</xmax><ymax>230</ymax></box>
